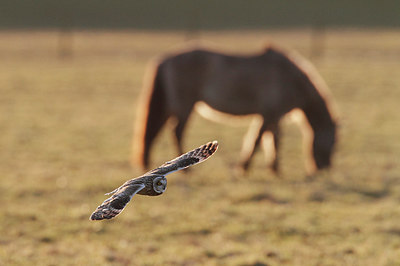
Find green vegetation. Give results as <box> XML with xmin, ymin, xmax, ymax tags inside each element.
<box><xmin>1</xmin><ymin>1</ymin><xmax>400</xmax><ymax>29</ymax></box>
<box><xmin>0</xmin><ymin>30</ymin><xmax>399</xmax><ymax>265</ymax></box>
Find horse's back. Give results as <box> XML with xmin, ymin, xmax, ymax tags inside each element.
<box><xmin>158</xmin><ymin>50</ymin><xmax>216</xmax><ymax>110</ymax></box>
<box><xmin>157</xmin><ymin>47</ymin><xmax>316</xmax><ymax>117</ymax></box>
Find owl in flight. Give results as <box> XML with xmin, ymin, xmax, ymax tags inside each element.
<box><xmin>90</xmin><ymin>141</ymin><xmax>218</xmax><ymax>220</ymax></box>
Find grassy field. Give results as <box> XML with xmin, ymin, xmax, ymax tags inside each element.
<box><xmin>0</xmin><ymin>29</ymin><xmax>400</xmax><ymax>265</ymax></box>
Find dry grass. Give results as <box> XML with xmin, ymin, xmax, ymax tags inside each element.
<box><xmin>0</xmin><ymin>29</ymin><xmax>400</xmax><ymax>265</ymax></box>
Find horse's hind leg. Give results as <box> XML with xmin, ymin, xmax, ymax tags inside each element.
<box><xmin>172</xmin><ymin>108</ymin><xmax>193</xmax><ymax>156</ymax></box>
<box><xmin>170</xmin><ymin>109</ymin><xmax>193</xmax><ymax>173</ymax></box>
<box><xmin>271</xmin><ymin>126</ymin><xmax>280</xmax><ymax>172</ymax></box>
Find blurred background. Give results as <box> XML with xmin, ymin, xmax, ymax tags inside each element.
<box><xmin>1</xmin><ymin>1</ymin><xmax>400</xmax><ymax>265</ymax></box>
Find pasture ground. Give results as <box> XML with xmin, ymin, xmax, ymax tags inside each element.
<box><xmin>0</xmin><ymin>29</ymin><xmax>400</xmax><ymax>265</ymax></box>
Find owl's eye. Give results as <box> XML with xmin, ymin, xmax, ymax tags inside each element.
<box><xmin>157</xmin><ymin>181</ymin><xmax>162</xmax><ymax>186</ymax></box>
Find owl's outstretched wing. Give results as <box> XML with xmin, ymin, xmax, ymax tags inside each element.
<box><xmin>149</xmin><ymin>141</ymin><xmax>218</xmax><ymax>176</ymax></box>
<box><xmin>90</xmin><ymin>183</ymin><xmax>145</xmax><ymax>220</ymax></box>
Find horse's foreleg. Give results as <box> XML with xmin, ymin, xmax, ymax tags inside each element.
<box><xmin>172</xmin><ymin>111</ymin><xmax>192</xmax><ymax>156</ymax></box>
<box><xmin>262</xmin><ymin>124</ymin><xmax>280</xmax><ymax>173</ymax></box>
<box><xmin>239</xmin><ymin>118</ymin><xmax>265</xmax><ymax>172</ymax></box>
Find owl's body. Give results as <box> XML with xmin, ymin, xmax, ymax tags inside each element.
<box><xmin>136</xmin><ymin>175</ymin><xmax>166</xmax><ymax>196</ymax></box>
<box><xmin>113</xmin><ymin>175</ymin><xmax>166</xmax><ymax>196</ymax></box>
<box><xmin>90</xmin><ymin>141</ymin><xmax>218</xmax><ymax>220</ymax></box>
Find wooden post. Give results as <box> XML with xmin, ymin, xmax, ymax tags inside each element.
<box><xmin>57</xmin><ymin>28</ymin><xmax>74</xmax><ymax>59</ymax></box>
<box><xmin>310</xmin><ymin>23</ymin><xmax>326</xmax><ymax>61</ymax></box>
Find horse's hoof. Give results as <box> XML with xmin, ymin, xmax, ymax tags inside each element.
<box><xmin>270</xmin><ymin>163</ymin><xmax>279</xmax><ymax>175</ymax></box>
<box><xmin>233</xmin><ymin>164</ymin><xmax>248</xmax><ymax>177</ymax></box>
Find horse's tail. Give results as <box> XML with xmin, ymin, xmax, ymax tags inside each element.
<box><xmin>132</xmin><ymin>61</ymin><xmax>169</xmax><ymax>169</ymax></box>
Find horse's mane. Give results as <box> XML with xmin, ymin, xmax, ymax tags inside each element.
<box><xmin>265</xmin><ymin>44</ymin><xmax>339</xmax><ymax>123</ymax></box>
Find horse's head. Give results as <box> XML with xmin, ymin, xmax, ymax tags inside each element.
<box><xmin>312</xmin><ymin>123</ymin><xmax>337</xmax><ymax>169</ymax></box>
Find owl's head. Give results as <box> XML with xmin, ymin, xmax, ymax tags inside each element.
<box><xmin>153</xmin><ymin>176</ymin><xmax>167</xmax><ymax>193</ymax></box>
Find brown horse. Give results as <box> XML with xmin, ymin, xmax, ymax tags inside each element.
<box><xmin>133</xmin><ymin>45</ymin><xmax>338</xmax><ymax>174</ymax></box>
